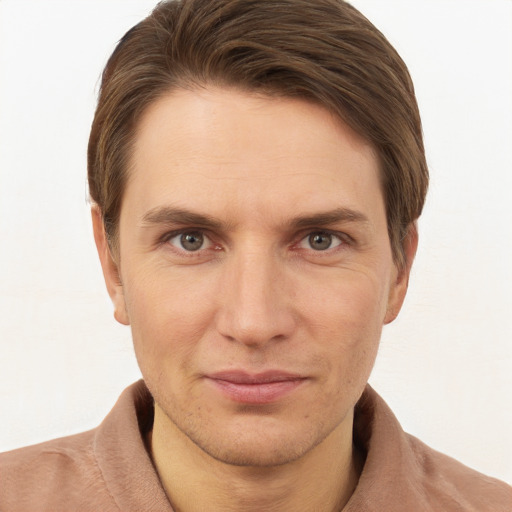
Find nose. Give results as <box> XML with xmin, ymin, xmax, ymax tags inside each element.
<box><xmin>215</xmin><ymin>246</ymin><xmax>296</xmax><ymax>347</ymax></box>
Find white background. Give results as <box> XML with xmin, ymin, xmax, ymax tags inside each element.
<box><xmin>0</xmin><ymin>0</ymin><xmax>511</xmax><ymax>484</ymax></box>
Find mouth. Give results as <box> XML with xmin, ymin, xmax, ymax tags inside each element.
<box><xmin>205</xmin><ymin>370</ymin><xmax>307</xmax><ymax>404</ymax></box>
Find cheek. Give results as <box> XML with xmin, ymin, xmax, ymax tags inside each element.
<box><xmin>304</xmin><ymin>268</ymin><xmax>389</xmax><ymax>334</ymax></box>
<box><xmin>301</xmin><ymin>271</ymin><xmax>388</xmax><ymax>377</ymax></box>
<box><xmin>122</xmin><ymin>267</ymin><xmax>217</xmax><ymax>370</ymax></box>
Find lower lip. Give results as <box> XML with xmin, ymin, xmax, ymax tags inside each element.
<box><xmin>207</xmin><ymin>378</ymin><xmax>305</xmax><ymax>404</ymax></box>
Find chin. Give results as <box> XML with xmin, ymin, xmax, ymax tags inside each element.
<box><xmin>189</xmin><ymin>429</ymin><xmax>321</xmax><ymax>468</ymax></box>
<box><xmin>172</xmin><ymin>407</ymin><xmax>336</xmax><ymax>468</ymax></box>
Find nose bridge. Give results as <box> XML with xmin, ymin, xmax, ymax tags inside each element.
<box><xmin>216</xmin><ymin>243</ymin><xmax>294</xmax><ymax>345</ymax></box>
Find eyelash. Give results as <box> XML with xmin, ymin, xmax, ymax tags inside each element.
<box><xmin>159</xmin><ymin>229</ymin><xmax>219</xmax><ymax>255</ymax></box>
<box><xmin>295</xmin><ymin>230</ymin><xmax>348</xmax><ymax>252</ymax></box>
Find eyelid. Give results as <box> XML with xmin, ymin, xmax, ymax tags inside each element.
<box><xmin>298</xmin><ymin>228</ymin><xmax>351</xmax><ymax>242</ymax></box>
<box><xmin>159</xmin><ymin>228</ymin><xmax>217</xmax><ymax>252</ymax></box>
<box><xmin>160</xmin><ymin>227</ymin><xmax>204</xmax><ymax>242</ymax></box>
<box><xmin>172</xmin><ymin>232</ymin><xmax>212</xmax><ymax>250</ymax></box>
<box><xmin>294</xmin><ymin>229</ymin><xmax>352</xmax><ymax>251</ymax></box>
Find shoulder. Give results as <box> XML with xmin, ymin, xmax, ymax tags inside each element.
<box><xmin>352</xmin><ymin>386</ymin><xmax>512</xmax><ymax>511</ymax></box>
<box><xmin>0</xmin><ymin>430</ymin><xmax>118</xmax><ymax>511</ymax></box>
<box><xmin>405</xmin><ymin>433</ymin><xmax>512</xmax><ymax>511</ymax></box>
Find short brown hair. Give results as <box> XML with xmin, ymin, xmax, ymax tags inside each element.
<box><xmin>88</xmin><ymin>0</ymin><xmax>428</xmax><ymax>267</ymax></box>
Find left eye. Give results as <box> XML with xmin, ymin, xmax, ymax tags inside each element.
<box><xmin>298</xmin><ymin>231</ymin><xmax>343</xmax><ymax>251</ymax></box>
<box><xmin>167</xmin><ymin>231</ymin><xmax>212</xmax><ymax>252</ymax></box>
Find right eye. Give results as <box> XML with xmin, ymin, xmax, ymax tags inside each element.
<box><xmin>167</xmin><ymin>231</ymin><xmax>212</xmax><ymax>252</ymax></box>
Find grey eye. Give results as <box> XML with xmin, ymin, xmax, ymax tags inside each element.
<box><xmin>168</xmin><ymin>231</ymin><xmax>208</xmax><ymax>251</ymax></box>
<box><xmin>298</xmin><ymin>231</ymin><xmax>343</xmax><ymax>251</ymax></box>
<box><xmin>180</xmin><ymin>232</ymin><xmax>204</xmax><ymax>251</ymax></box>
<box><xmin>308</xmin><ymin>232</ymin><xmax>333</xmax><ymax>250</ymax></box>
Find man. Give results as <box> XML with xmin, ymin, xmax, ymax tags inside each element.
<box><xmin>1</xmin><ymin>0</ymin><xmax>510</xmax><ymax>510</ymax></box>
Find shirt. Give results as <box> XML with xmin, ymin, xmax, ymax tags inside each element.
<box><xmin>1</xmin><ymin>380</ymin><xmax>510</xmax><ymax>511</ymax></box>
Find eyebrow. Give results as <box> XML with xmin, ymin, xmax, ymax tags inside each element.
<box><xmin>140</xmin><ymin>206</ymin><xmax>369</xmax><ymax>231</ymax></box>
<box><xmin>289</xmin><ymin>207</ymin><xmax>369</xmax><ymax>230</ymax></box>
<box><xmin>141</xmin><ymin>206</ymin><xmax>225</xmax><ymax>230</ymax></box>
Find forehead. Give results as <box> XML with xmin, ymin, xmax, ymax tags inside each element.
<box><xmin>123</xmin><ymin>87</ymin><xmax>384</xmax><ymax>228</ymax></box>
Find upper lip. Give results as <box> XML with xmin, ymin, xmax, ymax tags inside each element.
<box><xmin>207</xmin><ymin>370</ymin><xmax>305</xmax><ymax>384</ymax></box>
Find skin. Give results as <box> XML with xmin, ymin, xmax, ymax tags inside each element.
<box><xmin>93</xmin><ymin>87</ymin><xmax>417</xmax><ymax>511</ymax></box>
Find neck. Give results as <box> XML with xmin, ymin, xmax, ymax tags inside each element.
<box><xmin>149</xmin><ymin>406</ymin><xmax>362</xmax><ymax>512</ymax></box>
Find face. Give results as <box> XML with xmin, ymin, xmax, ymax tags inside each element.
<box><xmin>94</xmin><ymin>87</ymin><xmax>414</xmax><ymax>467</ymax></box>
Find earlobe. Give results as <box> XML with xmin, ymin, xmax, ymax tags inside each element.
<box><xmin>91</xmin><ymin>206</ymin><xmax>130</xmax><ymax>326</ymax></box>
<box><xmin>384</xmin><ymin>223</ymin><xmax>418</xmax><ymax>325</ymax></box>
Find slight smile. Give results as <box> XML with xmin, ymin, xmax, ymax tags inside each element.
<box><xmin>205</xmin><ymin>371</ymin><xmax>308</xmax><ymax>404</ymax></box>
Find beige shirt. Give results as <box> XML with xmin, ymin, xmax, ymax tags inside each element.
<box><xmin>1</xmin><ymin>380</ymin><xmax>510</xmax><ymax>511</ymax></box>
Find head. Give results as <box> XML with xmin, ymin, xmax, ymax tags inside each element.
<box><xmin>89</xmin><ymin>0</ymin><xmax>428</xmax><ymax>467</ymax></box>
<box><xmin>88</xmin><ymin>0</ymin><xmax>428</xmax><ymax>269</ymax></box>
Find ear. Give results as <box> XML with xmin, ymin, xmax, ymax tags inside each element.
<box><xmin>91</xmin><ymin>206</ymin><xmax>130</xmax><ymax>326</ymax></box>
<box><xmin>384</xmin><ymin>223</ymin><xmax>418</xmax><ymax>324</ymax></box>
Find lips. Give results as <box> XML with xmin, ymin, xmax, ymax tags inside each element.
<box><xmin>205</xmin><ymin>370</ymin><xmax>306</xmax><ymax>404</ymax></box>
